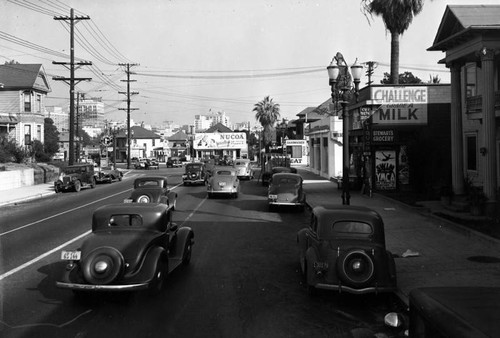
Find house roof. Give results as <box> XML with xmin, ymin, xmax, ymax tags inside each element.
<box><xmin>295</xmin><ymin>107</ymin><xmax>323</xmax><ymax>121</ymax></box>
<box><xmin>131</xmin><ymin>125</ymin><xmax>161</xmax><ymax>139</ymax></box>
<box><xmin>204</xmin><ymin>123</ymin><xmax>233</xmax><ymax>133</ymax></box>
<box><xmin>167</xmin><ymin>130</ymin><xmax>188</xmax><ymax>141</ymax></box>
<box><xmin>428</xmin><ymin>5</ymin><xmax>500</xmax><ymax>51</ymax></box>
<box><xmin>0</xmin><ymin>64</ymin><xmax>51</xmax><ymax>92</ymax></box>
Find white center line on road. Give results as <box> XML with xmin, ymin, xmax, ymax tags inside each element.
<box><xmin>0</xmin><ymin>230</ymin><xmax>91</xmax><ymax>281</ymax></box>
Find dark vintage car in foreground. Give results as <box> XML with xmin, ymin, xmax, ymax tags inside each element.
<box><xmin>182</xmin><ymin>162</ymin><xmax>206</xmax><ymax>185</ymax></box>
<box><xmin>297</xmin><ymin>205</ymin><xmax>397</xmax><ymax>295</ymax></box>
<box><xmin>94</xmin><ymin>165</ymin><xmax>123</xmax><ymax>183</ymax></box>
<box><xmin>408</xmin><ymin>287</ymin><xmax>500</xmax><ymax>338</ymax></box>
<box><xmin>206</xmin><ymin>167</ymin><xmax>239</xmax><ymax>198</ymax></box>
<box><xmin>54</xmin><ymin>163</ymin><xmax>96</xmax><ymax>192</ymax></box>
<box><xmin>124</xmin><ymin>176</ymin><xmax>177</xmax><ymax>210</ymax></box>
<box><xmin>268</xmin><ymin>173</ymin><xmax>306</xmax><ymax>211</ymax></box>
<box><xmin>56</xmin><ymin>203</ymin><xmax>194</xmax><ymax>295</ymax></box>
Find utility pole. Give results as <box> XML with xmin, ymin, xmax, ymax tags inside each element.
<box><xmin>365</xmin><ymin>61</ymin><xmax>378</xmax><ymax>86</ymax></box>
<box><xmin>118</xmin><ymin>63</ymin><xmax>139</xmax><ymax>169</ymax></box>
<box><xmin>53</xmin><ymin>8</ymin><xmax>91</xmax><ymax>165</ymax></box>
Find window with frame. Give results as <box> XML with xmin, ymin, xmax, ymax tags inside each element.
<box><xmin>36</xmin><ymin>125</ymin><xmax>41</xmax><ymax>140</ymax></box>
<box><xmin>466</xmin><ymin>134</ymin><xmax>477</xmax><ymax>171</ymax></box>
<box><xmin>36</xmin><ymin>94</ymin><xmax>41</xmax><ymax>113</ymax></box>
<box><xmin>465</xmin><ymin>64</ymin><xmax>476</xmax><ymax>98</ymax></box>
<box><xmin>24</xmin><ymin>91</ymin><xmax>31</xmax><ymax>112</ymax></box>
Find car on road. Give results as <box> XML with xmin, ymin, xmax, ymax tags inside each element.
<box><xmin>94</xmin><ymin>165</ymin><xmax>123</xmax><ymax>184</ymax></box>
<box><xmin>233</xmin><ymin>159</ymin><xmax>253</xmax><ymax>180</ymax></box>
<box><xmin>206</xmin><ymin>167</ymin><xmax>240</xmax><ymax>198</ymax></box>
<box><xmin>134</xmin><ymin>158</ymin><xmax>149</xmax><ymax>170</ymax></box>
<box><xmin>268</xmin><ymin>173</ymin><xmax>306</xmax><ymax>211</ymax></box>
<box><xmin>262</xmin><ymin>166</ymin><xmax>297</xmax><ymax>186</ymax></box>
<box><xmin>124</xmin><ymin>176</ymin><xmax>177</xmax><ymax>210</ymax></box>
<box><xmin>54</xmin><ymin>163</ymin><xmax>96</xmax><ymax>193</ymax></box>
<box><xmin>166</xmin><ymin>158</ymin><xmax>182</xmax><ymax>168</ymax></box>
<box><xmin>182</xmin><ymin>162</ymin><xmax>206</xmax><ymax>185</ymax></box>
<box><xmin>147</xmin><ymin>158</ymin><xmax>159</xmax><ymax>169</ymax></box>
<box><xmin>56</xmin><ymin>203</ymin><xmax>194</xmax><ymax>296</ymax></box>
<box><xmin>297</xmin><ymin>205</ymin><xmax>397</xmax><ymax>295</ymax></box>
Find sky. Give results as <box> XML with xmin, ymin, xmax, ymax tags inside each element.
<box><xmin>2</xmin><ymin>0</ymin><xmax>500</xmax><ymax>128</ymax></box>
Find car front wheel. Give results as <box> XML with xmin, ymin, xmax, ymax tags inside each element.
<box><xmin>182</xmin><ymin>239</ymin><xmax>193</xmax><ymax>265</ymax></box>
<box><xmin>74</xmin><ymin>180</ymin><xmax>81</xmax><ymax>192</ymax></box>
<box><xmin>150</xmin><ymin>258</ymin><xmax>168</xmax><ymax>295</ymax></box>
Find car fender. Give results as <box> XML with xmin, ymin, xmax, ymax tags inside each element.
<box><xmin>170</xmin><ymin>226</ymin><xmax>194</xmax><ymax>260</ymax></box>
<box><xmin>304</xmin><ymin>246</ymin><xmax>320</xmax><ymax>285</ymax></box>
<box><xmin>127</xmin><ymin>246</ymin><xmax>167</xmax><ymax>284</ymax></box>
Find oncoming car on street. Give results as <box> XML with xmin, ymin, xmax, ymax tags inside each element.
<box><xmin>54</xmin><ymin>163</ymin><xmax>96</xmax><ymax>193</ymax></box>
<box><xmin>206</xmin><ymin>167</ymin><xmax>240</xmax><ymax>198</ymax></box>
<box><xmin>182</xmin><ymin>162</ymin><xmax>206</xmax><ymax>185</ymax></box>
<box><xmin>124</xmin><ymin>176</ymin><xmax>177</xmax><ymax>210</ymax></box>
<box><xmin>56</xmin><ymin>203</ymin><xmax>194</xmax><ymax>296</ymax></box>
<box><xmin>297</xmin><ymin>205</ymin><xmax>397</xmax><ymax>295</ymax></box>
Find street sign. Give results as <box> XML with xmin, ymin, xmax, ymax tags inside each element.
<box><xmin>101</xmin><ymin>136</ymin><xmax>112</xmax><ymax>147</ymax></box>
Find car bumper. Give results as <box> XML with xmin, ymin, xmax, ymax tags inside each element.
<box><xmin>184</xmin><ymin>179</ymin><xmax>205</xmax><ymax>184</ymax></box>
<box><xmin>269</xmin><ymin>201</ymin><xmax>304</xmax><ymax>206</ymax></box>
<box><xmin>312</xmin><ymin>282</ymin><xmax>395</xmax><ymax>295</ymax></box>
<box><xmin>56</xmin><ymin>281</ymin><xmax>149</xmax><ymax>291</ymax></box>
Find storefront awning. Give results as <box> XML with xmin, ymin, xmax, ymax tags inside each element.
<box><xmin>0</xmin><ymin>116</ymin><xmax>19</xmax><ymax>124</ymax></box>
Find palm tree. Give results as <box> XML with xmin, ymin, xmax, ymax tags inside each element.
<box><xmin>253</xmin><ymin>96</ymin><xmax>280</xmax><ymax>152</ymax></box>
<box><xmin>362</xmin><ymin>0</ymin><xmax>424</xmax><ymax>84</ymax></box>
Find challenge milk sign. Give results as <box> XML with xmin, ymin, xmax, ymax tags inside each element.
<box><xmin>371</xmin><ymin>86</ymin><xmax>428</xmax><ymax>125</ymax></box>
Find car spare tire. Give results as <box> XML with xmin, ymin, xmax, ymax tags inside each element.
<box><xmin>337</xmin><ymin>249</ymin><xmax>375</xmax><ymax>288</ymax></box>
<box><xmin>82</xmin><ymin>247</ymin><xmax>124</xmax><ymax>285</ymax></box>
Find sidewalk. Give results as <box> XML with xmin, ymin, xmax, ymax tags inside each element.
<box><xmin>1</xmin><ymin>168</ymin><xmax>500</xmax><ymax>306</ymax></box>
<box><xmin>298</xmin><ymin>168</ymin><xmax>500</xmax><ymax>305</ymax></box>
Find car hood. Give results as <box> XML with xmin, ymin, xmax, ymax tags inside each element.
<box><xmin>81</xmin><ymin>230</ymin><xmax>165</xmax><ymax>271</ymax></box>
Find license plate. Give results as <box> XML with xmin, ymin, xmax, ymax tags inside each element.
<box><xmin>219</xmin><ymin>182</ymin><xmax>226</xmax><ymax>186</ymax></box>
<box><xmin>61</xmin><ymin>250</ymin><xmax>81</xmax><ymax>260</ymax></box>
<box><xmin>313</xmin><ymin>262</ymin><xmax>328</xmax><ymax>269</ymax></box>
<box><xmin>123</xmin><ymin>198</ymin><xmax>133</xmax><ymax>203</ymax></box>
<box><xmin>268</xmin><ymin>194</ymin><xmax>277</xmax><ymax>199</ymax></box>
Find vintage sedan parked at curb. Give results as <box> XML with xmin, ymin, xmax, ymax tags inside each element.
<box><xmin>124</xmin><ymin>176</ymin><xmax>177</xmax><ymax>210</ymax></box>
<box><xmin>94</xmin><ymin>165</ymin><xmax>123</xmax><ymax>184</ymax></box>
<box><xmin>182</xmin><ymin>162</ymin><xmax>206</xmax><ymax>185</ymax></box>
<box><xmin>54</xmin><ymin>163</ymin><xmax>96</xmax><ymax>192</ymax></box>
<box><xmin>56</xmin><ymin>203</ymin><xmax>194</xmax><ymax>296</ymax></box>
<box><xmin>297</xmin><ymin>205</ymin><xmax>397</xmax><ymax>295</ymax></box>
<box><xmin>206</xmin><ymin>168</ymin><xmax>239</xmax><ymax>198</ymax></box>
<box><xmin>268</xmin><ymin>173</ymin><xmax>306</xmax><ymax>211</ymax></box>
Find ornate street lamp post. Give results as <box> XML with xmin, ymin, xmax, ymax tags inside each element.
<box><xmin>327</xmin><ymin>52</ymin><xmax>363</xmax><ymax>205</ymax></box>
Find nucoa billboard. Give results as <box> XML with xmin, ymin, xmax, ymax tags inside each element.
<box><xmin>371</xmin><ymin>86</ymin><xmax>428</xmax><ymax>125</ymax></box>
<box><xmin>194</xmin><ymin>132</ymin><xmax>247</xmax><ymax>150</ymax></box>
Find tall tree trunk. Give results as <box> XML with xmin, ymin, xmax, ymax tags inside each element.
<box><xmin>390</xmin><ymin>31</ymin><xmax>400</xmax><ymax>84</ymax></box>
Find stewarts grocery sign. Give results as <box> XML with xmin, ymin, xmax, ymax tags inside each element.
<box><xmin>371</xmin><ymin>86</ymin><xmax>428</xmax><ymax>125</ymax></box>
<box><xmin>194</xmin><ymin>132</ymin><xmax>247</xmax><ymax>150</ymax></box>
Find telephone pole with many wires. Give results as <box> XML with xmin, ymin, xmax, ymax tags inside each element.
<box><xmin>53</xmin><ymin>8</ymin><xmax>91</xmax><ymax>165</ymax></box>
<box><xmin>118</xmin><ymin>63</ymin><xmax>139</xmax><ymax>169</ymax></box>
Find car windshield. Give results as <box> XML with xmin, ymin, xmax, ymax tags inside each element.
<box><xmin>332</xmin><ymin>221</ymin><xmax>372</xmax><ymax>234</ymax></box>
<box><xmin>64</xmin><ymin>166</ymin><xmax>87</xmax><ymax>174</ymax></box>
<box><xmin>109</xmin><ymin>214</ymin><xmax>143</xmax><ymax>227</ymax></box>
<box><xmin>187</xmin><ymin>164</ymin><xmax>202</xmax><ymax>170</ymax></box>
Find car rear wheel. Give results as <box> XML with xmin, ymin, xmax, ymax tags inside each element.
<box><xmin>150</xmin><ymin>258</ymin><xmax>168</xmax><ymax>295</ymax></box>
<box><xmin>74</xmin><ymin>180</ymin><xmax>81</xmax><ymax>192</ymax></box>
<box><xmin>337</xmin><ymin>249</ymin><xmax>375</xmax><ymax>288</ymax></box>
<box><xmin>91</xmin><ymin>177</ymin><xmax>96</xmax><ymax>188</ymax></box>
<box><xmin>82</xmin><ymin>247</ymin><xmax>124</xmax><ymax>285</ymax></box>
<box><xmin>182</xmin><ymin>239</ymin><xmax>193</xmax><ymax>265</ymax></box>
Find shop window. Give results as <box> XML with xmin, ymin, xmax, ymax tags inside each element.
<box><xmin>466</xmin><ymin>134</ymin><xmax>477</xmax><ymax>171</ymax></box>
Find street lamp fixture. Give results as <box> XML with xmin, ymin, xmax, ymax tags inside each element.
<box><xmin>327</xmin><ymin>52</ymin><xmax>362</xmax><ymax>205</ymax></box>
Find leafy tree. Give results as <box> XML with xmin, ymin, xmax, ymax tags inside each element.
<box><xmin>253</xmin><ymin>96</ymin><xmax>280</xmax><ymax>152</ymax></box>
<box><xmin>0</xmin><ymin>135</ymin><xmax>25</xmax><ymax>163</ymax></box>
<box><xmin>43</xmin><ymin>118</ymin><xmax>59</xmax><ymax>156</ymax></box>
<box><xmin>381</xmin><ymin>71</ymin><xmax>423</xmax><ymax>84</ymax></box>
<box><xmin>362</xmin><ymin>0</ymin><xmax>424</xmax><ymax>84</ymax></box>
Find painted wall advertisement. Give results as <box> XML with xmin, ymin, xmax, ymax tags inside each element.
<box><xmin>375</xmin><ymin>150</ymin><xmax>396</xmax><ymax>190</ymax></box>
<box><xmin>194</xmin><ymin>132</ymin><xmax>247</xmax><ymax>150</ymax></box>
<box><xmin>370</xmin><ymin>86</ymin><xmax>428</xmax><ymax>125</ymax></box>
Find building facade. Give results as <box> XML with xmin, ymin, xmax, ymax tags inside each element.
<box><xmin>428</xmin><ymin>5</ymin><xmax>500</xmax><ymax>214</ymax></box>
<box><xmin>0</xmin><ymin>64</ymin><xmax>51</xmax><ymax>147</ymax></box>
